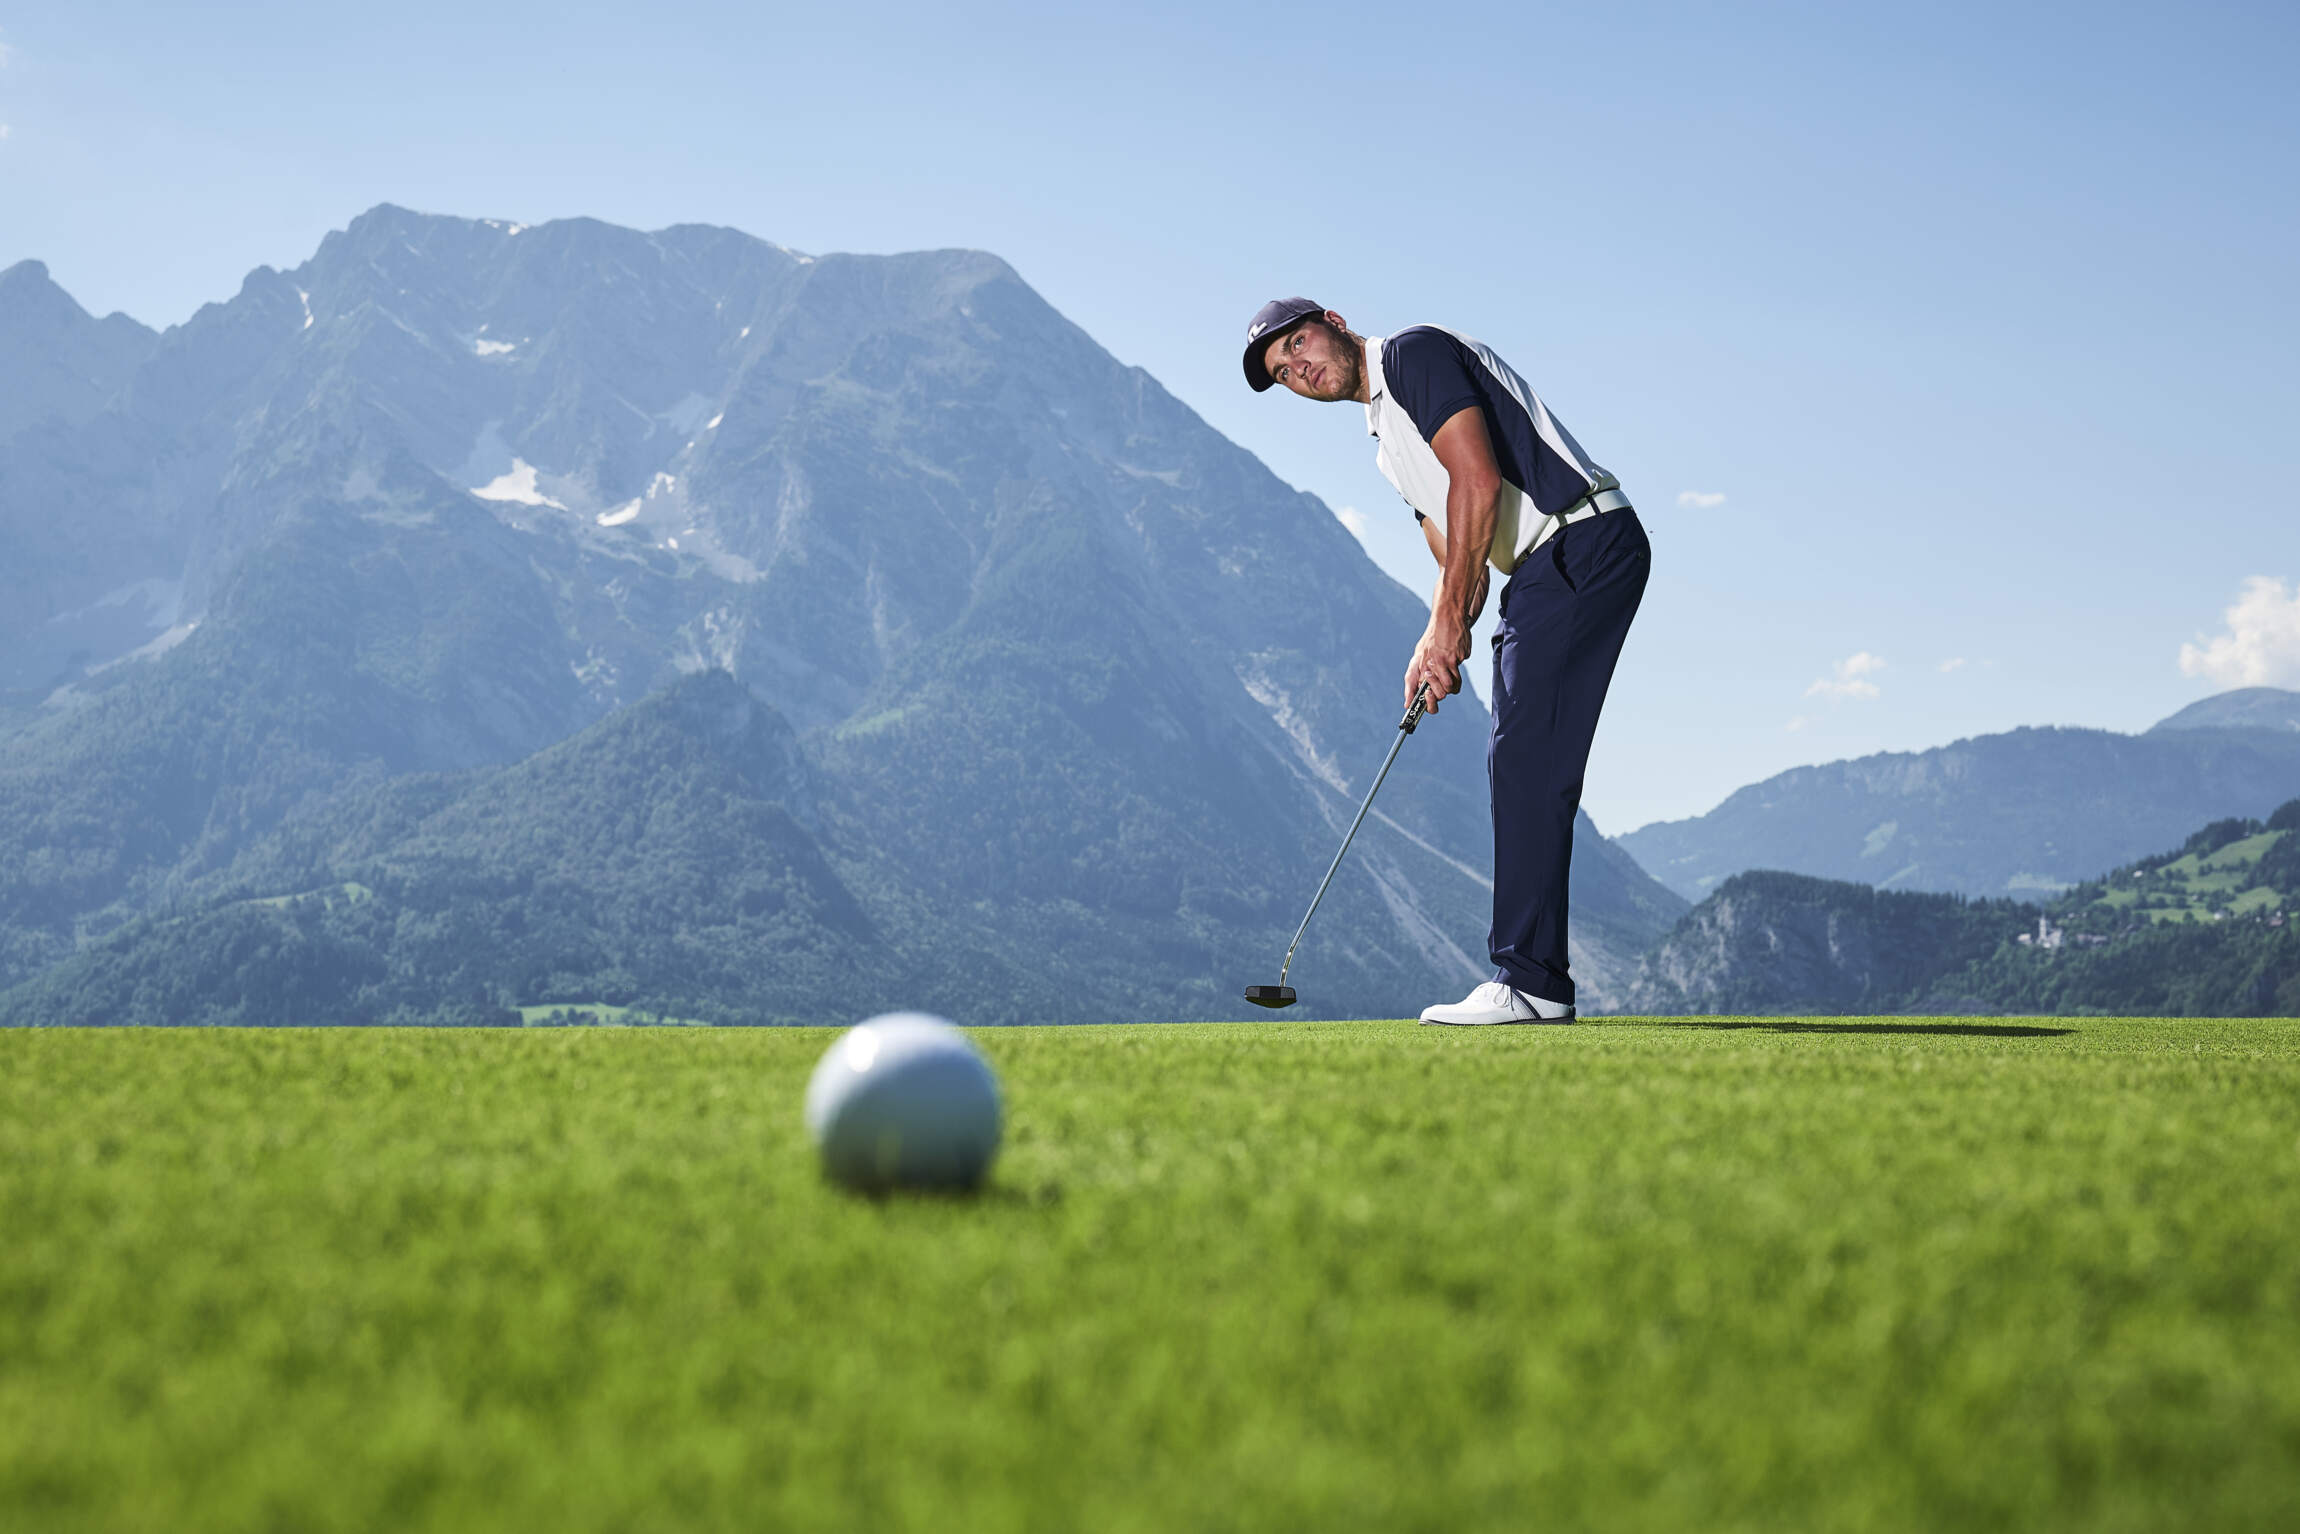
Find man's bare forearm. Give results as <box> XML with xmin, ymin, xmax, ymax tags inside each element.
<box><xmin>1407</xmin><ymin>407</ymin><xmax>1505</xmax><ymax>708</ymax></box>
<box><xmin>1432</xmin><ymin>479</ymin><xmax>1496</xmax><ymax>634</ymax></box>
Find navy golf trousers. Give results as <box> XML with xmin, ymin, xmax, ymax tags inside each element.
<box><xmin>1487</xmin><ymin>507</ymin><xmax>1650</xmax><ymax>1006</ymax></box>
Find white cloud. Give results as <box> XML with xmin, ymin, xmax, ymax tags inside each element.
<box><xmin>1676</xmin><ymin>490</ymin><xmax>1727</xmax><ymax>509</ymax></box>
<box><xmin>0</xmin><ymin>125</ymin><xmax>11</xmax><ymax>142</ymax></box>
<box><xmin>1937</xmin><ymin>657</ymin><xmax>1967</xmax><ymax>673</ymax></box>
<box><xmin>1806</xmin><ymin>651</ymin><xmax>1885</xmax><ymax>702</ymax></box>
<box><xmin>2180</xmin><ymin>576</ymin><xmax>2300</xmax><ymax>688</ymax></box>
<box><xmin>1785</xmin><ymin>715</ymin><xmax>1810</xmax><ymax>732</ymax></box>
<box><xmin>1335</xmin><ymin>505</ymin><xmax>1369</xmax><ymax>536</ymax></box>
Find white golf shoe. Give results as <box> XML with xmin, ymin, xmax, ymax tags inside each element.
<box><xmin>1419</xmin><ymin>980</ymin><xmax>1575</xmax><ymax>1026</ymax></box>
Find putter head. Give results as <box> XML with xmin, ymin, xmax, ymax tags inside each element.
<box><xmin>1243</xmin><ymin>985</ymin><xmax>1297</xmax><ymax>1009</ymax></box>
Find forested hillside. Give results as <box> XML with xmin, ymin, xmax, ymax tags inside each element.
<box><xmin>1625</xmin><ymin>800</ymin><xmax>2300</xmax><ymax>1016</ymax></box>
<box><xmin>1</xmin><ymin>674</ymin><xmax>1040</xmax><ymax>1026</ymax></box>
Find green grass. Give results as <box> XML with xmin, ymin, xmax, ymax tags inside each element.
<box><xmin>2198</xmin><ymin>831</ymin><xmax>2282</xmax><ymax>874</ymax></box>
<box><xmin>2230</xmin><ymin>887</ymin><xmax>2284</xmax><ymax>917</ymax></box>
<box><xmin>5</xmin><ymin>1019</ymin><xmax>2299</xmax><ymax>1532</ymax></box>
<box><xmin>2095</xmin><ymin>831</ymin><xmax>2289</xmax><ymax>921</ymax></box>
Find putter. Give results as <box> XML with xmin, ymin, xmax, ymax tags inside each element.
<box><xmin>1245</xmin><ymin>683</ymin><xmax>1432</xmax><ymax>1008</ymax></box>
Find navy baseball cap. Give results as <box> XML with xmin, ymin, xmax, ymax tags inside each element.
<box><xmin>1242</xmin><ymin>297</ymin><xmax>1326</xmax><ymax>392</ymax></box>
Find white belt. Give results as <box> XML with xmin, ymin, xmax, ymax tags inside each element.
<box><xmin>1520</xmin><ymin>484</ymin><xmax>1632</xmax><ymax>560</ymax></box>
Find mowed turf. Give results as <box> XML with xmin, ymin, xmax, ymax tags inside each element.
<box><xmin>4</xmin><ymin>1019</ymin><xmax>2298</xmax><ymax>1532</ymax></box>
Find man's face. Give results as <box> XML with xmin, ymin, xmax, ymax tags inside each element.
<box><xmin>1262</xmin><ymin>315</ymin><xmax>1360</xmax><ymax>402</ymax></box>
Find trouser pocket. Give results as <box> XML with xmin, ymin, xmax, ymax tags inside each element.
<box><xmin>1550</xmin><ymin>530</ymin><xmax>1580</xmax><ymax>593</ymax></box>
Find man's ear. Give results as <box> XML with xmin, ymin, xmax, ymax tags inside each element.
<box><xmin>1323</xmin><ymin>311</ymin><xmax>1348</xmax><ymax>333</ymax></box>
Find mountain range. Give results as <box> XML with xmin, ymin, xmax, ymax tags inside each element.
<box><xmin>0</xmin><ymin>208</ymin><xmax>1685</xmax><ymax>1025</ymax></box>
<box><xmin>11</xmin><ymin>208</ymin><xmax>2290</xmax><ymax>1026</ymax></box>
<box><xmin>1618</xmin><ymin>689</ymin><xmax>2300</xmax><ymax>903</ymax></box>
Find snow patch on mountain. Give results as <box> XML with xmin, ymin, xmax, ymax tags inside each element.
<box><xmin>460</xmin><ymin>423</ymin><xmax>577</xmax><ymax>514</ymax></box>
<box><xmin>601</xmin><ymin>470</ymin><xmax>762</xmax><ymax>583</ymax></box>
<box><xmin>471</xmin><ymin>459</ymin><xmax>563</xmax><ymax>509</ymax></box>
<box><xmin>594</xmin><ymin>472</ymin><xmax>683</xmax><ymax>535</ymax></box>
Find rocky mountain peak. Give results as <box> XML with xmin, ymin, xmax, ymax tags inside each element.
<box><xmin>0</xmin><ymin>257</ymin><xmax>56</xmax><ymax>294</ymax></box>
<box><xmin>0</xmin><ymin>258</ymin><xmax>158</xmax><ymax>436</ymax></box>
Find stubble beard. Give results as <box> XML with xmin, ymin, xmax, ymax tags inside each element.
<box><xmin>1316</xmin><ymin>332</ymin><xmax>1363</xmax><ymax>402</ymax></box>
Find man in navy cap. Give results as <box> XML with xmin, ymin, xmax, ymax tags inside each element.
<box><xmin>1244</xmin><ymin>299</ymin><xmax>1650</xmax><ymax>1025</ymax></box>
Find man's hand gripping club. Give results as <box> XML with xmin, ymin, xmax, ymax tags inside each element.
<box><xmin>1404</xmin><ymin>404</ymin><xmax>1502</xmax><ymax>715</ymax></box>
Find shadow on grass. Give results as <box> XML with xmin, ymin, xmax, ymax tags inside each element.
<box><xmin>1630</xmin><ymin>1019</ymin><xmax>2077</xmax><ymax>1038</ymax></box>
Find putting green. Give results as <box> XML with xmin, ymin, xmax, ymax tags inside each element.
<box><xmin>4</xmin><ymin>1019</ymin><xmax>2298</xmax><ymax>1531</ymax></box>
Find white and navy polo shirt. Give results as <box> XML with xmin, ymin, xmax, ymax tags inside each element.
<box><xmin>1364</xmin><ymin>327</ymin><xmax>1623</xmax><ymax>575</ymax></box>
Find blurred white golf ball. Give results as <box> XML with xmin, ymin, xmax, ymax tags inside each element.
<box><xmin>804</xmin><ymin>1013</ymin><xmax>1002</xmax><ymax>1191</ymax></box>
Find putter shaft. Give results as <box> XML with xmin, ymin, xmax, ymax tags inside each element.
<box><xmin>1275</xmin><ymin>684</ymin><xmax>1431</xmax><ymax>991</ymax></box>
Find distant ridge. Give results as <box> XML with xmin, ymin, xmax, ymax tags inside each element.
<box><xmin>1620</xmin><ymin>698</ymin><xmax>2300</xmax><ymax>903</ymax></box>
<box><xmin>2150</xmin><ymin>687</ymin><xmax>2300</xmax><ymax>734</ymax></box>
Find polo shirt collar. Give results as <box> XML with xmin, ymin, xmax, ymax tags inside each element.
<box><xmin>1361</xmin><ymin>335</ymin><xmax>1386</xmax><ymax>437</ymax></box>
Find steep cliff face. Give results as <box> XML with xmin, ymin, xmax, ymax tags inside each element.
<box><xmin>1622</xmin><ymin>872</ymin><xmax>2018</xmax><ymax>1015</ymax></box>
<box><xmin>1624</xmin><ymin>800</ymin><xmax>2300</xmax><ymax>1017</ymax></box>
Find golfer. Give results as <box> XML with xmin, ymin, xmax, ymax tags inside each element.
<box><xmin>1244</xmin><ymin>299</ymin><xmax>1649</xmax><ymax>1024</ymax></box>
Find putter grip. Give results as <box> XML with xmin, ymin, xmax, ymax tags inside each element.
<box><xmin>1400</xmin><ymin>682</ymin><xmax>1431</xmax><ymax>735</ymax></box>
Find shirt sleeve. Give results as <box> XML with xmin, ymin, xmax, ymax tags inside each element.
<box><xmin>1381</xmin><ymin>328</ymin><xmax>1487</xmax><ymax>448</ymax></box>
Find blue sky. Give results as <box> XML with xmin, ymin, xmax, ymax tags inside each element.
<box><xmin>3</xmin><ymin>0</ymin><xmax>2295</xmax><ymax>833</ymax></box>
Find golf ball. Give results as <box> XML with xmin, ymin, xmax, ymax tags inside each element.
<box><xmin>804</xmin><ymin>1013</ymin><xmax>1002</xmax><ymax>1191</ymax></box>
